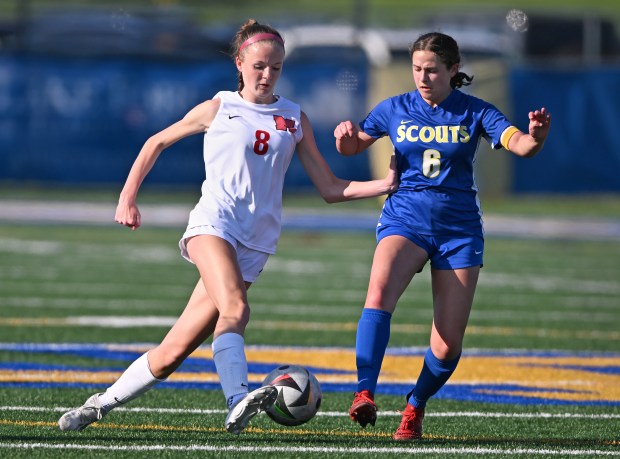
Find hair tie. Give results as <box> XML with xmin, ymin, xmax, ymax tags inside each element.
<box><xmin>239</xmin><ymin>33</ymin><xmax>284</xmax><ymax>53</ymax></box>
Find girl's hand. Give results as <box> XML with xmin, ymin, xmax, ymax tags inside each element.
<box><xmin>528</xmin><ymin>107</ymin><xmax>551</xmax><ymax>142</ymax></box>
<box><xmin>333</xmin><ymin>120</ymin><xmax>358</xmax><ymax>140</ymax></box>
<box><xmin>115</xmin><ymin>199</ymin><xmax>141</xmax><ymax>230</ymax></box>
<box><xmin>334</xmin><ymin>120</ymin><xmax>362</xmax><ymax>156</ymax></box>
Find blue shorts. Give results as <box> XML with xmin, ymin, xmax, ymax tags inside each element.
<box><xmin>377</xmin><ymin>224</ymin><xmax>484</xmax><ymax>270</ymax></box>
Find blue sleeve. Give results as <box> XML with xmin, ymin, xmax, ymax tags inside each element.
<box><xmin>480</xmin><ymin>101</ymin><xmax>513</xmax><ymax>150</ymax></box>
<box><xmin>359</xmin><ymin>98</ymin><xmax>393</xmax><ymax>139</ymax></box>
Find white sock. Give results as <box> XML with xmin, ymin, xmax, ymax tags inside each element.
<box><xmin>212</xmin><ymin>333</ymin><xmax>249</xmax><ymax>409</ymax></box>
<box><xmin>98</xmin><ymin>352</ymin><xmax>164</xmax><ymax>412</ymax></box>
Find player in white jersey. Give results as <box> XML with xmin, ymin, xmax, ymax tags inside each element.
<box><xmin>334</xmin><ymin>32</ymin><xmax>551</xmax><ymax>440</ymax></box>
<box><xmin>57</xmin><ymin>19</ymin><xmax>398</xmax><ymax>435</ymax></box>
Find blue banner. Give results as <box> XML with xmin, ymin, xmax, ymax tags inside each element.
<box><xmin>0</xmin><ymin>49</ymin><xmax>370</xmax><ymax>189</ymax></box>
<box><xmin>510</xmin><ymin>67</ymin><xmax>620</xmax><ymax>193</ymax></box>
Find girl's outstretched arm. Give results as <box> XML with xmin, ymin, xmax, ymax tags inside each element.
<box><xmin>298</xmin><ymin>112</ymin><xmax>398</xmax><ymax>203</ymax></box>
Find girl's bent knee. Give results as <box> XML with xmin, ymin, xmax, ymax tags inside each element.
<box><xmin>219</xmin><ymin>302</ymin><xmax>251</xmax><ymax>327</ymax></box>
<box><xmin>430</xmin><ymin>344</ymin><xmax>461</xmax><ymax>361</ymax></box>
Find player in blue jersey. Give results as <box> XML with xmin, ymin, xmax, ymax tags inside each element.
<box><xmin>334</xmin><ymin>32</ymin><xmax>551</xmax><ymax>440</ymax></box>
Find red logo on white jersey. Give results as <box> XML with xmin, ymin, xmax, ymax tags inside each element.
<box><xmin>273</xmin><ymin>115</ymin><xmax>297</xmax><ymax>133</ymax></box>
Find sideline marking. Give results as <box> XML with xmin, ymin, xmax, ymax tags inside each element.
<box><xmin>2</xmin><ymin>405</ymin><xmax>620</xmax><ymax>419</ymax></box>
<box><xmin>2</xmin><ymin>200</ymin><xmax>620</xmax><ymax>240</ymax></box>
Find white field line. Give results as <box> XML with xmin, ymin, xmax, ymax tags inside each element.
<box><xmin>3</xmin><ymin>406</ymin><xmax>619</xmax><ymax>455</ymax></box>
<box><xmin>2</xmin><ymin>405</ymin><xmax>620</xmax><ymax>419</ymax></box>
<box><xmin>2</xmin><ymin>200</ymin><xmax>620</xmax><ymax>241</ymax></box>
<box><xmin>0</xmin><ymin>442</ymin><xmax>618</xmax><ymax>456</ymax></box>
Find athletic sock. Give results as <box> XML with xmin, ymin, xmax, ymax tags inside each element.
<box><xmin>355</xmin><ymin>308</ymin><xmax>392</xmax><ymax>394</ymax></box>
<box><xmin>212</xmin><ymin>332</ymin><xmax>249</xmax><ymax>409</ymax></box>
<box><xmin>408</xmin><ymin>348</ymin><xmax>461</xmax><ymax>409</ymax></box>
<box><xmin>98</xmin><ymin>352</ymin><xmax>164</xmax><ymax>413</ymax></box>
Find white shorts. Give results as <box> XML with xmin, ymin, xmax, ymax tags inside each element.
<box><xmin>179</xmin><ymin>225</ymin><xmax>270</xmax><ymax>283</ymax></box>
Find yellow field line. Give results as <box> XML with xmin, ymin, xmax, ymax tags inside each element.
<box><xmin>0</xmin><ymin>418</ymin><xmax>388</xmax><ymax>437</ymax></box>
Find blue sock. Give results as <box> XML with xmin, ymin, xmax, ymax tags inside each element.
<box><xmin>355</xmin><ymin>308</ymin><xmax>392</xmax><ymax>394</ymax></box>
<box><xmin>408</xmin><ymin>348</ymin><xmax>461</xmax><ymax>409</ymax></box>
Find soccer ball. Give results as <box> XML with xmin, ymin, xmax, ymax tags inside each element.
<box><xmin>262</xmin><ymin>365</ymin><xmax>322</xmax><ymax>426</ymax></box>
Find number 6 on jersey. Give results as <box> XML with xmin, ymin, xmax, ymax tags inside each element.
<box><xmin>422</xmin><ymin>148</ymin><xmax>441</xmax><ymax>178</ymax></box>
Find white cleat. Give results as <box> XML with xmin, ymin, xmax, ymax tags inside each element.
<box><xmin>225</xmin><ymin>385</ymin><xmax>278</xmax><ymax>435</ymax></box>
<box><xmin>58</xmin><ymin>393</ymin><xmax>107</xmax><ymax>431</ymax></box>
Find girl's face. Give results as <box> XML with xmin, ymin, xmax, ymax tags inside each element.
<box><xmin>411</xmin><ymin>50</ymin><xmax>458</xmax><ymax>106</ymax></box>
<box><xmin>236</xmin><ymin>42</ymin><xmax>285</xmax><ymax>104</ymax></box>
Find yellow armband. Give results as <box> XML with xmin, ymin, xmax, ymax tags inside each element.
<box><xmin>500</xmin><ymin>126</ymin><xmax>519</xmax><ymax>150</ymax></box>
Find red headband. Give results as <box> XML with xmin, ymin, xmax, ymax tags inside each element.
<box><xmin>239</xmin><ymin>33</ymin><xmax>285</xmax><ymax>53</ymax></box>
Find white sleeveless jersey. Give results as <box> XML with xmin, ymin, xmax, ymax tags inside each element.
<box><xmin>186</xmin><ymin>91</ymin><xmax>303</xmax><ymax>253</ymax></box>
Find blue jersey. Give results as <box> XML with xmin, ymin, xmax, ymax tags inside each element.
<box><xmin>361</xmin><ymin>89</ymin><xmax>515</xmax><ymax>236</ymax></box>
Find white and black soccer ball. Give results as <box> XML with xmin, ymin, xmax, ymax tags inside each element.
<box><xmin>262</xmin><ymin>365</ymin><xmax>322</xmax><ymax>426</ymax></box>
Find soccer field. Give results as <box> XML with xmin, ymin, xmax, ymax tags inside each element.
<box><xmin>0</xmin><ymin>204</ymin><xmax>619</xmax><ymax>458</ymax></box>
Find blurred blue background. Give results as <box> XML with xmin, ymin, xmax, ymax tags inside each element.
<box><xmin>0</xmin><ymin>0</ymin><xmax>619</xmax><ymax>194</ymax></box>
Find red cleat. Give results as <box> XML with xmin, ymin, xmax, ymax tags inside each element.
<box><xmin>393</xmin><ymin>403</ymin><xmax>424</xmax><ymax>440</ymax></box>
<box><xmin>348</xmin><ymin>390</ymin><xmax>377</xmax><ymax>428</ymax></box>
